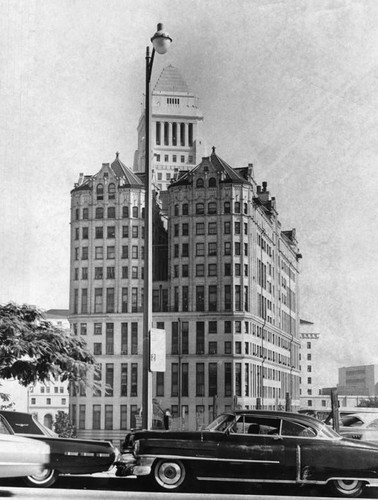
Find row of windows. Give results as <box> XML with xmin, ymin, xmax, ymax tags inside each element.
<box><xmin>31</xmin><ymin>398</ymin><xmax>66</xmax><ymax>405</ymax></box>
<box><xmin>30</xmin><ymin>386</ymin><xmax>66</xmax><ymax>394</ymax></box>
<box><xmin>173</xmin><ymin>241</ymin><xmax>248</xmax><ymax>258</ymax></box>
<box><xmin>74</xmin><ymin>245</ymin><xmax>144</xmax><ymax>261</ymax></box>
<box><xmin>71</xmin><ymin>403</ymin><xmax>141</xmax><ymax>432</ymax></box>
<box><xmin>155</xmin><ymin>154</ymin><xmax>193</xmax><ymax>164</ymax></box>
<box><xmin>173</xmin><ymin>201</ymin><xmax>249</xmax><ymax>217</ymax></box>
<box><xmin>73</xmin><ymin>287</ymin><xmax>143</xmax><ymax>314</ymax></box>
<box><xmin>173</xmin><ymin>262</ymin><xmax>249</xmax><ymax>278</ymax></box>
<box><xmin>173</xmin><ymin>221</ymin><xmax>249</xmax><ymax>237</ymax></box>
<box><xmin>74</xmin><ymin>225</ymin><xmax>144</xmax><ymax>240</ymax></box>
<box><xmin>74</xmin><ymin>206</ymin><xmax>144</xmax><ymax>221</ymax></box>
<box><xmin>74</xmin><ymin>265</ymin><xmax>143</xmax><ymax>281</ymax></box>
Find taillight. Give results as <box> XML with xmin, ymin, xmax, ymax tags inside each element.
<box><xmin>134</xmin><ymin>439</ymin><xmax>140</xmax><ymax>455</ymax></box>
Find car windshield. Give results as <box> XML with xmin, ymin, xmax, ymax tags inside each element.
<box><xmin>205</xmin><ymin>414</ymin><xmax>235</xmax><ymax>432</ymax></box>
<box><xmin>341</xmin><ymin>415</ymin><xmax>364</xmax><ymax>427</ymax></box>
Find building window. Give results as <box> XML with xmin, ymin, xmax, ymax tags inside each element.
<box><xmin>208</xmin><ymin>177</ymin><xmax>216</xmax><ymax>187</ymax></box>
<box><xmin>182</xmin><ymin>243</ymin><xmax>189</xmax><ymax>257</ymax></box>
<box><xmin>108</xmin><ymin>183</ymin><xmax>115</xmax><ymax>200</ymax></box>
<box><xmin>132</xmin><ymin>206</ymin><xmax>138</xmax><ymax>218</ymax></box>
<box><xmin>81</xmin><ymin>247</ymin><xmax>88</xmax><ymax>260</ymax></box>
<box><xmin>92</xmin><ymin>405</ymin><xmax>101</xmax><ymax>430</ymax></box>
<box><xmin>94</xmin><ymin>289</ymin><xmax>103</xmax><ymax>313</ymax></box>
<box><xmin>196</xmin><ymin>264</ymin><xmax>204</xmax><ymax>277</ymax></box>
<box><xmin>121</xmin><ymin>323</ymin><xmax>128</xmax><ymax>354</ymax></box>
<box><xmin>106</xmin><ymin>288</ymin><xmax>114</xmax><ymax>313</ymax></box>
<box><xmin>208</xmin><ymin>242</ymin><xmax>217</xmax><ymax>256</ymax></box>
<box><xmin>96</xmin><ymin>184</ymin><xmax>104</xmax><ymax>200</ymax></box>
<box><xmin>224</xmin><ymin>242</ymin><xmax>231</xmax><ymax>255</ymax></box>
<box><xmin>122</xmin><ymin>288</ymin><xmax>128</xmax><ymax>313</ymax></box>
<box><xmin>104</xmin><ymin>363</ymin><xmax>114</xmax><ymax>397</ymax></box>
<box><xmin>120</xmin><ymin>405</ymin><xmax>127</xmax><ymax>430</ymax></box>
<box><xmin>131</xmin><ymin>323</ymin><xmax>138</xmax><ymax>355</ymax></box>
<box><xmin>196</xmin><ymin>322</ymin><xmax>205</xmax><ymax>354</ymax></box>
<box><xmin>208</xmin><ymin>202</ymin><xmax>217</xmax><ymax>214</ymax></box>
<box><xmin>209</xmin><ymin>285</ymin><xmax>217</xmax><ymax>311</ymax></box>
<box><xmin>208</xmin><ymin>263</ymin><xmax>217</xmax><ymax>276</ymax></box>
<box><xmin>182</xmin><ymin>203</ymin><xmax>188</xmax><ymax>215</ymax></box>
<box><xmin>196</xmin><ymin>286</ymin><xmax>205</xmax><ymax>311</ymax></box>
<box><xmin>196</xmin><ymin>363</ymin><xmax>205</xmax><ymax>397</ymax></box>
<box><xmin>196</xmin><ymin>243</ymin><xmax>205</xmax><ymax>256</ymax></box>
<box><xmin>131</xmin><ymin>364</ymin><xmax>138</xmax><ymax>397</ymax></box>
<box><xmin>224</xmin><ymin>341</ymin><xmax>232</xmax><ymax>354</ymax></box>
<box><xmin>224</xmin><ymin>285</ymin><xmax>232</xmax><ymax>311</ymax></box>
<box><xmin>94</xmin><ymin>343</ymin><xmax>102</xmax><ymax>355</ymax></box>
<box><xmin>182</xmin><ymin>264</ymin><xmax>188</xmax><ymax>277</ymax></box>
<box><xmin>82</xmin><ymin>207</ymin><xmax>88</xmax><ymax>219</ymax></box>
<box><xmin>156</xmin><ymin>372</ymin><xmax>164</xmax><ymax>397</ymax></box>
<box><xmin>107</xmin><ymin>267</ymin><xmax>115</xmax><ymax>279</ymax></box>
<box><xmin>79</xmin><ymin>405</ymin><xmax>86</xmax><ymax>430</ymax></box>
<box><xmin>107</xmin><ymin>207</ymin><xmax>115</xmax><ymax>219</ymax></box>
<box><xmin>94</xmin><ymin>323</ymin><xmax>102</xmax><ymax>335</ymax></box>
<box><xmin>171</xmin><ymin>363</ymin><xmax>179</xmax><ymax>396</ymax></box>
<box><xmin>224</xmin><ymin>201</ymin><xmax>230</xmax><ymax>213</ymax></box>
<box><xmin>106</xmin><ymin>323</ymin><xmax>114</xmax><ymax>355</ymax></box>
<box><xmin>234</xmin><ymin>202</ymin><xmax>241</xmax><ymax>213</ymax></box>
<box><xmin>196</xmin><ymin>202</ymin><xmax>204</xmax><ymax>214</ymax></box>
<box><xmin>122</xmin><ymin>206</ymin><xmax>129</xmax><ymax>218</ymax></box>
<box><xmin>107</xmin><ymin>246</ymin><xmax>115</xmax><ymax>259</ymax></box>
<box><xmin>132</xmin><ymin>246</ymin><xmax>138</xmax><ymax>259</ymax></box>
<box><xmin>94</xmin><ymin>267</ymin><xmax>103</xmax><ymax>279</ymax></box>
<box><xmin>208</xmin><ymin>222</ymin><xmax>217</xmax><ymax>234</ymax></box>
<box><xmin>121</xmin><ymin>364</ymin><xmax>128</xmax><ymax>397</ymax></box>
<box><xmin>209</xmin><ymin>363</ymin><xmax>217</xmax><ymax>396</ymax></box>
<box><xmin>182</xmin><ymin>364</ymin><xmax>188</xmax><ymax>397</ymax></box>
<box><xmin>196</xmin><ymin>178</ymin><xmax>204</xmax><ymax>188</ymax></box>
<box><xmin>209</xmin><ymin>342</ymin><xmax>217</xmax><ymax>355</ymax></box>
<box><xmin>196</xmin><ymin>223</ymin><xmax>205</xmax><ymax>235</ymax></box>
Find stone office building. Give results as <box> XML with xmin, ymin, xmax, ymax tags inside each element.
<box><xmin>69</xmin><ymin>150</ymin><xmax>301</xmax><ymax>444</ymax></box>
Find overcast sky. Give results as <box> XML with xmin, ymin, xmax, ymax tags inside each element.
<box><xmin>1</xmin><ymin>0</ymin><xmax>378</xmax><ymax>387</ymax></box>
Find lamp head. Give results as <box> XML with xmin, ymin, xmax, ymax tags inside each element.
<box><xmin>151</xmin><ymin>23</ymin><xmax>172</xmax><ymax>54</ymax></box>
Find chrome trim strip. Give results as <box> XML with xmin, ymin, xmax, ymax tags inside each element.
<box><xmin>141</xmin><ymin>454</ymin><xmax>279</xmax><ymax>464</ymax></box>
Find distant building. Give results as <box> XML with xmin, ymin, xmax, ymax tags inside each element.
<box><xmin>133</xmin><ymin>65</ymin><xmax>206</xmax><ymax>191</ymax></box>
<box><xmin>299</xmin><ymin>320</ymin><xmax>321</xmax><ymax>410</ymax></box>
<box><xmin>338</xmin><ymin>364</ymin><xmax>378</xmax><ymax>397</ymax></box>
<box><xmin>28</xmin><ymin>309</ymin><xmax>70</xmax><ymax>428</ymax></box>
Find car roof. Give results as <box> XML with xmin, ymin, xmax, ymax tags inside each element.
<box><xmin>226</xmin><ymin>410</ymin><xmax>324</xmax><ymax>427</ymax></box>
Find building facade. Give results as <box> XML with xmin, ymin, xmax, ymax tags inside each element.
<box><xmin>338</xmin><ymin>365</ymin><xmax>378</xmax><ymax>397</ymax></box>
<box><xmin>69</xmin><ymin>147</ymin><xmax>301</xmax><ymax>445</ymax></box>
<box><xmin>133</xmin><ymin>65</ymin><xmax>206</xmax><ymax>191</ymax></box>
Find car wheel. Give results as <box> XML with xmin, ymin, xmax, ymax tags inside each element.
<box><xmin>331</xmin><ymin>479</ymin><xmax>365</xmax><ymax>497</ymax></box>
<box><xmin>23</xmin><ymin>468</ymin><xmax>58</xmax><ymax>488</ymax></box>
<box><xmin>153</xmin><ymin>459</ymin><xmax>187</xmax><ymax>491</ymax></box>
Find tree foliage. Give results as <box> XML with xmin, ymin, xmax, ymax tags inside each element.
<box><xmin>357</xmin><ymin>397</ymin><xmax>378</xmax><ymax>408</ymax></box>
<box><xmin>54</xmin><ymin>411</ymin><xmax>76</xmax><ymax>438</ymax></box>
<box><xmin>0</xmin><ymin>303</ymin><xmax>96</xmax><ymax>386</ymax></box>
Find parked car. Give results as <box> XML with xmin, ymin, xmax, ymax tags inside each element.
<box><xmin>339</xmin><ymin>413</ymin><xmax>378</xmax><ymax>443</ymax></box>
<box><xmin>0</xmin><ymin>433</ymin><xmax>50</xmax><ymax>479</ymax></box>
<box><xmin>116</xmin><ymin>410</ymin><xmax>378</xmax><ymax>497</ymax></box>
<box><xmin>0</xmin><ymin>410</ymin><xmax>118</xmax><ymax>487</ymax></box>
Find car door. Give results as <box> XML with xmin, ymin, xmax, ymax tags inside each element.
<box><xmin>215</xmin><ymin>415</ymin><xmax>287</xmax><ymax>481</ymax></box>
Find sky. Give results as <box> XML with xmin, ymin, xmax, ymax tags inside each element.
<box><xmin>1</xmin><ymin>0</ymin><xmax>378</xmax><ymax>388</ymax></box>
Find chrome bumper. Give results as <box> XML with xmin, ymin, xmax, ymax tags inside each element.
<box><xmin>115</xmin><ymin>454</ymin><xmax>154</xmax><ymax>477</ymax></box>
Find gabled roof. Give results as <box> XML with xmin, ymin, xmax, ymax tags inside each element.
<box><xmin>153</xmin><ymin>65</ymin><xmax>192</xmax><ymax>94</ymax></box>
<box><xmin>71</xmin><ymin>154</ymin><xmax>144</xmax><ymax>193</ymax></box>
<box><xmin>169</xmin><ymin>148</ymin><xmax>250</xmax><ymax>188</ymax></box>
<box><xmin>110</xmin><ymin>153</ymin><xmax>144</xmax><ymax>187</ymax></box>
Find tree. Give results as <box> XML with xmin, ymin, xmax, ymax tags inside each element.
<box><xmin>0</xmin><ymin>303</ymin><xmax>97</xmax><ymax>387</ymax></box>
<box><xmin>357</xmin><ymin>397</ymin><xmax>378</xmax><ymax>408</ymax></box>
<box><xmin>54</xmin><ymin>411</ymin><xmax>76</xmax><ymax>438</ymax></box>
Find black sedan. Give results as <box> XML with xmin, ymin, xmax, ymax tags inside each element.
<box><xmin>0</xmin><ymin>410</ymin><xmax>117</xmax><ymax>487</ymax></box>
<box><xmin>116</xmin><ymin>410</ymin><xmax>378</xmax><ymax>497</ymax></box>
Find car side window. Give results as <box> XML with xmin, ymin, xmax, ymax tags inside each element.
<box><xmin>281</xmin><ymin>420</ymin><xmax>317</xmax><ymax>437</ymax></box>
<box><xmin>232</xmin><ymin>416</ymin><xmax>280</xmax><ymax>435</ymax></box>
<box><xmin>0</xmin><ymin>417</ymin><xmax>10</xmax><ymax>435</ymax></box>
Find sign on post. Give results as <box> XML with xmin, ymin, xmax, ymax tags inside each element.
<box><xmin>150</xmin><ymin>328</ymin><xmax>166</xmax><ymax>372</ymax></box>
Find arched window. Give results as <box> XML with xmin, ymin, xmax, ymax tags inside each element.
<box><xmin>208</xmin><ymin>177</ymin><xmax>216</xmax><ymax>188</ymax></box>
<box><xmin>196</xmin><ymin>178</ymin><xmax>204</xmax><ymax>188</ymax></box>
<box><xmin>44</xmin><ymin>414</ymin><xmax>53</xmax><ymax>430</ymax></box>
<box><xmin>224</xmin><ymin>201</ymin><xmax>231</xmax><ymax>214</ymax></box>
<box><xmin>196</xmin><ymin>203</ymin><xmax>204</xmax><ymax>215</ymax></box>
<box><xmin>108</xmin><ymin>183</ymin><xmax>115</xmax><ymax>200</ymax></box>
<box><xmin>95</xmin><ymin>207</ymin><xmax>104</xmax><ymax>219</ymax></box>
<box><xmin>208</xmin><ymin>202</ymin><xmax>217</xmax><ymax>214</ymax></box>
<box><xmin>96</xmin><ymin>184</ymin><xmax>104</xmax><ymax>200</ymax></box>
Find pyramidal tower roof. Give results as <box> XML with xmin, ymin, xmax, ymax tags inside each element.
<box><xmin>153</xmin><ymin>65</ymin><xmax>192</xmax><ymax>95</ymax></box>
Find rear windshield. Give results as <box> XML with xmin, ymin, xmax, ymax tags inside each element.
<box><xmin>3</xmin><ymin>413</ymin><xmax>44</xmax><ymax>435</ymax></box>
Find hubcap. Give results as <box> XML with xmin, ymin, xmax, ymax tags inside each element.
<box><xmin>159</xmin><ymin>462</ymin><xmax>182</xmax><ymax>485</ymax></box>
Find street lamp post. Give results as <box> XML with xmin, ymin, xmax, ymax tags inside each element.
<box><xmin>142</xmin><ymin>24</ymin><xmax>172</xmax><ymax>430</ymax></box>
